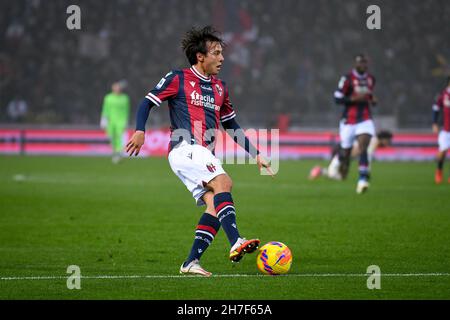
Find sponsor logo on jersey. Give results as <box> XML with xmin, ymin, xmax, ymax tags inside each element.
<box><xmin>355</xmin><ymin>85</ymin><xmax>370</xmax><ymax>94</ymax></box>
<box><xmin>200</xmin><ymin>85</ymin><xmax>213</xmax><ymax>91</ymax></box>
<box><xmin>353</xmin><ymin>77</ymin><xmax>371</xmax><ymax>94</ymax></box>
<box><xmin>190</xmin><ymin>90</ymin><xmax>220</xmax><ymax>111</ymax></box>
<box><xmin>189</xmin><ymin>81</ymin><xmax>196</xmax><ymax>88</ymax></box>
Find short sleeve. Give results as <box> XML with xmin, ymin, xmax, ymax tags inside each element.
<box><xmin>334</xmin><ymin>75</ymin><xmax>352</xmax><ymax>99</ymax></box>
<box><xmin>145</xmin><ymin>71</ymin><xmax>179</xmax><ymax>107</ymax></box>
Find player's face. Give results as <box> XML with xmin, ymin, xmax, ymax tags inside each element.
<box><xmin>378</xmin><ymin>138</ymin><xmax>391</xmax><ymax>147</ymax></box>
<box><xmin>112</xmin><ymin>83</ymin><xmax>122</xmax><ymax>93</ymax></box>
<box><xmin>355</xmin><ymin>58</ymin><xmax>368</xmax><ymax>74</ymax></box>
<box><xmin>203</xmin><ymin>42</ymin><xmax>224</xmax><ymax>75</ymax></box>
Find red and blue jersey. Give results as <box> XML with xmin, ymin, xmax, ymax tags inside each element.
<box><xmin>145</xmin><ymin>66</ymin><xmax>236</xmax><ymax>151</ymax></box>
<box><xmin>432</xmin><ymin>87</ymin><xmax>450</xmax><ymax>132</ymax></box>
<box><xmin>334</xmin><ymin>69</ymin><xmax>376</xmax><ymax>124</ymax></box>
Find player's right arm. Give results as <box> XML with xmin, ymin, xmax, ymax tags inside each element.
<box><xmin>126</xmin><ymin>98</ymin><xmax>152</xmax><ymax>156</ymax></box>
<box><xmin>219</xmin><ymin>84</ymin><xmax>274</xmax><ymax>177</ymax></box>
<box><xmin>334</xmin><ymin>75</ymin><xmax>353</xmax><ymax>105</ymax></box>
<box><xmin>126</xmin><ymin>71</ymin><xmax>179</xmax><ymax>156</ymax></box>
<box><xmin>432</xmin><ymin>93</ymin><xmax>443</xmax><ymax>133</ymax></box>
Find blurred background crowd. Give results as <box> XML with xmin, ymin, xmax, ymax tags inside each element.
<box><xmin>0</xmin><ymin>0</ymin><xmax>449</xmax><ymax>129</ymax></box>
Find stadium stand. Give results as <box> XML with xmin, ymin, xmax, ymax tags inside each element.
<box><xmin>0</xmin><ymin>0</ymin><xmax>449</xmax><ymax>129</ymax></box>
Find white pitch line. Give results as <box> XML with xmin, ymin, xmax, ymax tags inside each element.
<box><xmin>1</xmin><ymin>273</ymin><xmax>450</xmax><ymax>281</ymax></box>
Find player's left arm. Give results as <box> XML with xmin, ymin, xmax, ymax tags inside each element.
<box><xmin>222</xmin><ymin>117</ymin><xmax>274</xmax><ymax>177</ymax></box>
<box><xmin>220</xmin><ymin>83</ymin><xmax>273</xmax><ymax>176</ymax></box>
<box><xmin>222</xmin><ymin>117</ymin><xmax>259</xmax><ymax>158</ymax></box>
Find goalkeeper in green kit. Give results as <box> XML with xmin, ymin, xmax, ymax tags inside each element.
<box><xmin>100</xmin><ymin>81</ymin><xmax>130</xmax><ymax>163</ymax></box>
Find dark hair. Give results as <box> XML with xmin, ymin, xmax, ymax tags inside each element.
<box><xmin>181</xmin><ymin>26</ymin><xmax>225</xmax><ymax>65</ymax></box>
<box><xmin>377</xmin><ymin>130</ymin><xmax>393</xmax><ymax>140</ymax></box>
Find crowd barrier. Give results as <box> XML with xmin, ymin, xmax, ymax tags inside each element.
<box><xmin>0</xmin><ymin>128</ymin><xmax>438</xmax><ymax>161</ymax></box>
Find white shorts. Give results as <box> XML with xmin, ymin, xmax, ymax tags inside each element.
<box><xmin>438</xmin><ymin>130</ymin><xmax>450</xmax><ymax>152</ymax></box>
<box><xmin>339</xmin><ymin>119</ymin><xmax>376</xmax><ymax>149</ymax></box>
<box><xmin>168</xmin><ymin>141</ymin><xmax>226</xmax><ymax>206</ymax></box>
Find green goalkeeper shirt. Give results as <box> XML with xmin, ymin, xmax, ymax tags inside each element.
<box><xmin>101</xmin><ymin>93</ymin><xmax>130</xmax><ymax>127</ymax></box>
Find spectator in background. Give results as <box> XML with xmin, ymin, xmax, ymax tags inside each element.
<box><xmin>7</xmin><ymin>96</ymin><xmax>28</xmax><ymax>123</ymax></box>
<box><xmin>100</xmin><ymin>80</ymin><xmax>130</xmax><ymax>164</ymax></box>
<box><xmin>0</xmin><ymin>0</ymin><xmax>448</xmax><ymax>128</ymax></box>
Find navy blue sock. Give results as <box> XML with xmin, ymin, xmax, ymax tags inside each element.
<box><xmin>184</xmin><ymin>213</ymin><xmax>220</xmax><ymax>266</ymax></box>
<box><xmin>214</xmin><ymin>192</ymin><xmax>241</xmax><ymax>246</ymax></box>
<box><xmin>437</xmin><ymin>158</ymin><xmax>444</xmax><ymax>170</ymax></box>
<box><xmin>359</xmin><ymin>151</ymin><xmax>370</xmax><ymax>180</ymax></box>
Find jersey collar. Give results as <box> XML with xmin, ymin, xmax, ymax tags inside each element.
<box><xmin>352</xmin><ymin>69</ymin><xmax>368</xmax><ymax>79</ymax></box>
<box><xmin>190</xmin><ymin>66</ymin><xmax>211</xmax><ymax>82</ymax></box>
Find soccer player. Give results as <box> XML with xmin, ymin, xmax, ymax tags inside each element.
<box><xmin>432</xmin><ymin>76</ymin><xmax>450</xmax><ymax>184</ymax></box>
<box><xmin>309</xmin><ymin>130</ymin><xmax>393</xmax><ymax>181</ymax></box>
<box><xmin>100</xmin><ymin>81</ymin><xmax>130</xmax><ymax>164</ymax></box>
<box><xmin>332</xmin><ymin>54</ymin><xmax>377</xmax><ymax>193</ymax></box>
<box><xmin>125</xmin><ymin>26</ymin><xmax>273</xmax><ymax>277</ymax></box>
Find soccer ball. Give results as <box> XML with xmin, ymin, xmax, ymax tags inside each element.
<box><xmin>256</xmin><ymin>241</ymin><xmax>292</xmax><ymax>275</ymax></box>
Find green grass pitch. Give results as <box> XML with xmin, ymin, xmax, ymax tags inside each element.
<box><xmin>0</xmin><ymin>155</ymin><xmax>449</xmax><ymax>299</ymax></box>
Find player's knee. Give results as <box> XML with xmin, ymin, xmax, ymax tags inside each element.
<box><xmin>358</xmin><ymin>134</ymin><xmax>371</xmax><ymax>150</ymax></box>
<box><xmin>359</xmin><ymin>141</ymin><xmax>369</xmax><ymax>151</ymax></box>
<box><xmin>208</xmin><ymin>174</ymin><xmax>233</xmax><ymax>193</ymax></box>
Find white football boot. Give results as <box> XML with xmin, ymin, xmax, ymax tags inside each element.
<box><xmin>112</xmin><ymin>153</ymin><xmax>121</xmax><ymax>164</ymax></box>
<box><xmin>179</xmin><ymin>259</ymin><xmax>212</xmax><ymax>277</ymax></box>
<box><xmin>229</xmin><ymin>237</ymin><xmax>260</xmax><ymax>262</ymax></box>
<box><xmin>356</xmin><ymin>179</ymin><xmax>369</xmax><ymax>194</ymax></box>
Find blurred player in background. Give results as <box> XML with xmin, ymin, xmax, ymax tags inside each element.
<box><xmin>432</xmin><ymin>76</ymin><xmax>450</xmax><ymax>184</ymax></box>
<box><xmin>100</xmin><ymin>80</ymin><xmax>130</xmax><ymax>164</ymax></box>
<box><xmin>309</xmin><ymin>130</ymin><xmax>393</xmax><ymax>181</ymax></box>
<box><xmin>125</xmin><ymin>26</ymin><xmax>273</xmax><ymax>276</ymax></box>
<box><xmin>332</xmin><ymin>54</ymin><xmax>378</xmax><ymax>193</ymax></box>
